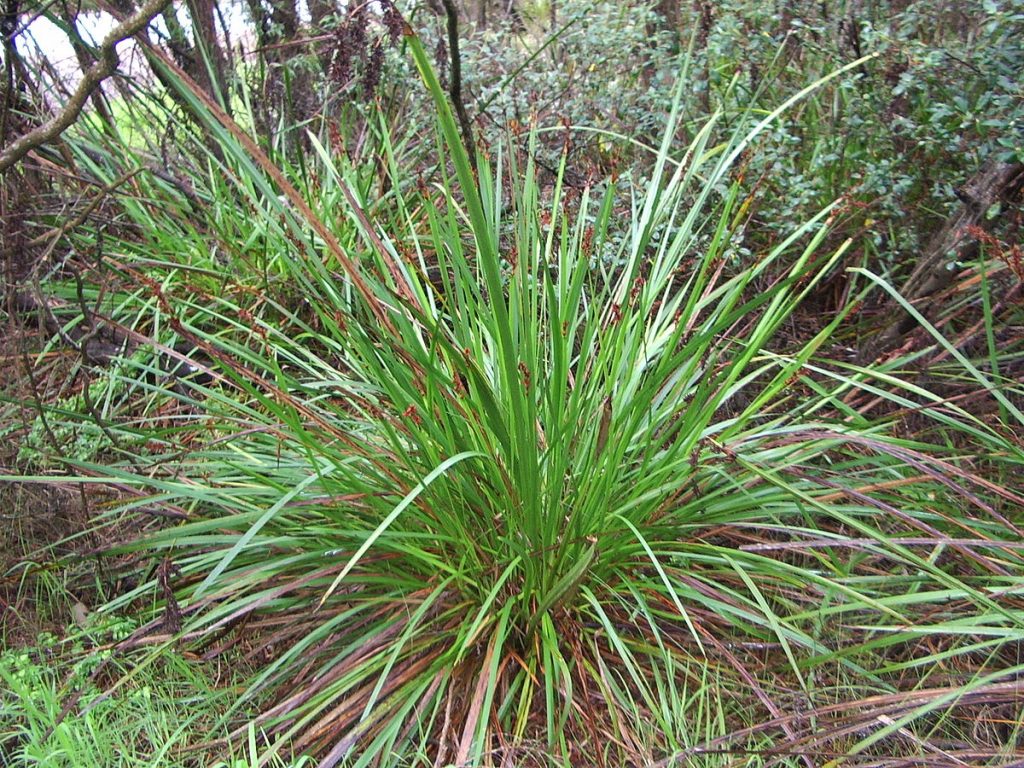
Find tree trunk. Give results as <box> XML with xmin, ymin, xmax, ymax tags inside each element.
<box><xmin>159</xmin><ymin>0</ymin><xmax>226</xmax><ymax>109</ymax></box>
<box><xmin>185</xmin><ymin>0</ymin><xmax>229</xmax><ymax>102</ymax></box>
<box><xmin>877</xmin><ymin>159</ymin><xmax>1024</xmax><ymax>347</ymax></box>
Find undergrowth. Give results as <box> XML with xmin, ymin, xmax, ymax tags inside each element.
<box><xmin>1</xmin><ymin>7</ymin><xmax>1023</xmax><ymax>768</ymax></box>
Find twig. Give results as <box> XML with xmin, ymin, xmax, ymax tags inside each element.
<box><xmin>439</xmin><ymin>0</ymin><xmax>477</xmax><ymax>174</ymax></box>
<box><xmin>27</xmin><ymin>167</ymin><xmax>142</xmax><ymax>249</ymax></box>
<box><xmin>0</xmin><ymin>0</ymin><xmax>171</xmax><ymax>173</ymax></box>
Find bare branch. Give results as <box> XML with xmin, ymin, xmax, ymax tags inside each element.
<box><xmin>439</xmin><ymin>0</ymin><xmax>477</xmax><ymax>174</ymax></box>
<box><xmin>0</xmin><ymin>0</ymin><xmax>170</xmax><ymax>174</ymax></box>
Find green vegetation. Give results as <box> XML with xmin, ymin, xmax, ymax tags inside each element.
<box><xmin>2</xmin><ymin>1</ymin><xmax>1022</xmax><ymax>766</ymax></box>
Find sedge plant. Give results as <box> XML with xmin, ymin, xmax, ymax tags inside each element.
<box><xmin>6</xmin><ymin>23</ymin><xmax>1024</xmax><ymax>768</ymax></box>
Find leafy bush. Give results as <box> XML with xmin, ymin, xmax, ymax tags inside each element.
<box><xmin>691</xmin><ymin>0</ymin><xmax>1024</xmax><ymax>265</ymax></box>
<box><xmin>463</xmin><ymin>1</ymin><xmax>677</xmax><ymax>148</ymax></box>
<box><xmin>456</xmin><ymin>0</ymin><xmax>1023</xmax><ymax>272</ymax></box>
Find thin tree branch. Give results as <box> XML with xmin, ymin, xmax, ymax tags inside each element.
<box><xmin>0</xmin><ymin>0</ymin><xmax>170</xmax><ymax>173</ymax></box>
<box><xmin>439</xmin><ymin>0</ymin><xmax>477</xmax><ymax>174</ymax></box>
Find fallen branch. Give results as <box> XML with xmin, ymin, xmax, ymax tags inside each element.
<box><xmin>0</xmin><ymin>0</ymin><xmax>171</xmax><ymax>174</ymax></box>
<box><xmin>878</xmin><ymin>159</ymin><xmax>1024</xmax><ymax>348</ymax></box>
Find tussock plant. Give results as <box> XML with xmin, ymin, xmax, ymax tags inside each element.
<box><xmin>10</xmin><ymin>30</ymin><xmax>1024</xmax><ymax>768</ymax></box>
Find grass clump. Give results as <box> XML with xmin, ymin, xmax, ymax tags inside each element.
<box><xmin>1</xmin><ymin>616</ymin><xmax>217</xmax><ymax>767</ymax></box>
<box><xmin>3</xmin><ymin>25</ymin><xmax>1023</xmax><ymax>768</ymax></box>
